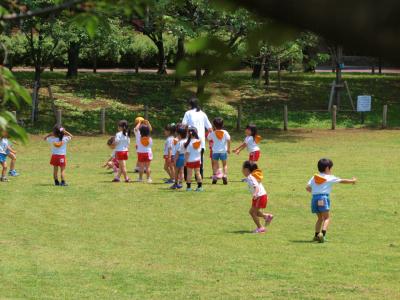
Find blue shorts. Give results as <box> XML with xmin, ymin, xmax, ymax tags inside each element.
<box><xmin>311</xmin><ymin>194</ymin><xmax>331</xmax><ymax>213</ymax></box>
<box><xmin>0</xmin><ymin>153</ymin><xmax>7</xmax><ymax>163</ymax></box>
<box><xmin>212</xmin><ymin>152</ymin><xmax>228</xmax><ymax>161</ymax></box>
<box><xmin>175</xmin><ymin>154</ymin><xmax>185</xmax><ymax>168</ymax></box>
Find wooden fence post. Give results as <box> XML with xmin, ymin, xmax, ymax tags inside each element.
<box><xmin>382</xmin><ymin>104</ymin><xmax>388</xmax><ymax>129</ymax></box>
<box><xmin>56</xmin><ymin>109</ymin><xmax>62</xmax><ymax>127</ymax></box>
<box><xmin>236</xmin><ymin>102</ymin><xmax>242</xmax><ymax>131</ymax></box>
<box><xmin>283</xmin><ymin>105</ymin><xmax>288</xmax><ymax>131</ymax></box>
<box><xmin>331</xmin><ymin>105</ymin><xmax>337</xmax><ymax>130</ymax></box>
<box><xmin>100</xmin><ymin>108</ymin><xmax>106</xmax><ymax>134</ymax></box>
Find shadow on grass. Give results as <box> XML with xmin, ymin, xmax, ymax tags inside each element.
<box><xmin>289</xmin><ymin>240</ymin><xmax>315</xmax><ymax>243</ymax></box>
<box><xmin>228</xmin><ymin>230</ymin><xmax>252</xmax><ymax>234</ymax></box>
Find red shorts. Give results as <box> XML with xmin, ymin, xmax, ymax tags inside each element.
<box><xmin>186</xmin><ymin>160</ymin><xmax>201</xmax><ymax>169</ymax></box>
<box><xmin>50</xmin><ymin>154</ymin><xmax>66</xmax><ymax>167</ymax></box>
<box><xmin>164</xmin><ymin>155</ymin><xmax>174</xmax><ymax>162</ymax></box>
<box><xmin>116</xmin><ymin>151</ymin><xmax>129</xmax><ymax>161</ymax></box>
<box><xmin>249</xmin><ymin>150</ymin><xmax>260</xmax><ymax>162</ymax></box>
<box><xmin>252</xmin><ymin>194</ymin><xmax>268</xmax><ymax>209</ymax></box>
<box><xmin>138</xmin><ymin>152</ymin><xmax>152</xmax><ymax>163</ymax></box>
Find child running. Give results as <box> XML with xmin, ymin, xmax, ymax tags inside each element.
<box><xmin>134</xmin><ymin>119</ymin><xmax>153</xmax><ymax>183</ymax></box>
<box><xmin>207</xmin><ymin>117</ymin><xmax>231</xmax><ymax>185</ymax></box>
<box><xmin>242</xmin><ymin>161</ymin><xmax>273</xmax><ymax>234</ymax></box>
<box><xmin>113</xmin><ymin>120</ymin><xmax>131</xmax><ymax>183</ymax></box>
<box><xmin>306</xmin><ymin>158</ymin><xmax>357</xmax><ymax>243</ymax></box>
<box><xmin>171</xmin><ymin>124</ymin><xmax>187</xmax><ymax>190</ymax></box>
<box><xmin>163</xmin><ymin>123</ymin><xmax>176</xmax><ymax>184</ymax></box>
<box><xmin>102</xmin><ymin>136</ymin><xmax>119</xmax><ymax>178</ymax></box>
<box><xmin>44</xmin><ymin>125</ymin><xmax>73</xmax><ymax>186</ymax></box>
<box><xmin>234</xmin><ymin>124</ymin><xmax>262</xmax><ymax>163</ymax></box>
<box><xmin>184</xmin><ymin>127</ymin><xmax>203</xmax><ymax>192</ymax></box>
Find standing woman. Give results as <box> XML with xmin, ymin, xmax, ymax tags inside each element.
<box><xmin>182</xmin><ymin>97</ymin><xmax>212</xmax><ymax>178</ymax></box>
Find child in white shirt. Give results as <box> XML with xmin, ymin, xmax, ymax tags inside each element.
<box><xmin>102</xmin><ymin>136</ymin><xmax>119</xmax><ymax>177</ymax></box>
<box><xmin>184</xmin><ymin>127</ymin><xmax>203</xmax><ymax>192</ymax></box>
<box><xmin>44</xmin><ymin>125</ymin><xmax>73</xmax><ymax>186</ymax></box>
<box><xmin>171</xmin><ymin>124</ymin><xmax>187</xmax><ymax>190</ymax></box>
<box><xmin>134</xmin><ymin>119</ymin><xmax>153</xmax><ymax>183</ymax></box>
<box><xmin>242</xmin><ymin>161</ymin><xmax>273</xmax><ymax>234</ymax></box>
<box><xmin>306</xmin><ymin>158</ymin><xmax>357</xmax><ymax>243</ymax></box>
<box><xmin>207</xmin><ymin>117</ymin><xmax>231</xmax><ymax>185</ymax></box>
<box><xmin>113</xmin><ymin>120</ymin><xmax>131</xmax><ymax>183</ymax></box>
<box><xmin>234</xmin><ymin>124</ymin><xmax>262</xmax><ymax>163</ymax></box>
<box><xmin>163</xmin><ymin>123</ymin><xmax>176</xmax><ymax>184</ymax></box>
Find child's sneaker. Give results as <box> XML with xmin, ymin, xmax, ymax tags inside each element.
<box><xmin>134</xmin><ymin>168</ymin><xmax>139</xmax><ymax>173</ymax></box>
<box><xmin>252</xmin><ymin>227</ymin><xmax>266</xmax><ymax>234</ymax></box>
<box><xmin>212</xmin><ymin>175</ymin><xmax>218</xmax><ymax>184</ymax></box>
<box><xmin>9</xmin><ymin>170</ymin><xmax>19</xmax><ymax>177</ymax></box>
<box><xmin>136</xmin><ymin>178</ymin><xmax>143</xmax><ymax>183</ymax></box>
<box><xmin>195</xmin><ymin>187</ymin><xmax>204</xmax><ymax>192</ymax></box>
<box><xmin>264</xmin><ymin>214</ymin><xmax>274</xmax><ymax>226</ymax></box>
<box><xmin>165</xmin><ymin>179</ymin><xmax>174</xmax><ymax>184</ymax></box>
<box><xmin>186</xmin><ymin>187</ymin><xmax>193</xmax><ymax>191</ymax></box>
<box><xmin>222</xmin><ymin>176</ymin><xmax>228</xmax><ymax>185</ymax></box>
<box><xmin>60</xmin><ymin>181</ymin><xmax>68</xmax><ymax>186</ymax></box>
<box><xmin>1</xmin><ymin>177</ymin><xmax>9</xmax><ymax>182</ymax></box>
<box><xmin>125</xmin><ymin>178</ymin><xmax>132</xmax><ymax>183</ymax></box>
<box><xmin>112</xmin><ymin>178</ymin><xmax>120</xmax><ymax>183</ymax></box>
<box><xmin>54</xmin><ymin>179</ymin><xmax>60</xmax><ymax>186</ymax></box>
<box><xmin>317</xmin><ymin>232</ymin><xmax>325</xmax><ymax>243</ymax></box>
<box><xmin>147</xmin><ymin>178</ymin><xmax>153</xmax><ymax>183</ymax></box>
<box><xmin>176</xmin><ymin>183</ymin><xmax>183</xmax><ymax>189</ymax></box>
<box><xmin>313</xmin><ymin>235</ymin><xmax>319</xmax><ymax>242</ymax></box>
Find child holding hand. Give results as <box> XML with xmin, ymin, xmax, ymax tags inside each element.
<box><xmin>306</xmin><ymin>158</ymin><xmax>357</xmax><ymax>243</ymax></box>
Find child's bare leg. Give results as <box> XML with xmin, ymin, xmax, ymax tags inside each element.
<box><xmin>8</xmin><ymin>152</ymin><xmax>16</xmax><ymax>170</ymax></box>
<box><xmin>321</xmin><ymin>211</ymin><xmax>330</xmax><ymax>232</ymax></box>
<box><xmin>195</xmin><ymin>168</ymin><xmax>202</xmax><ymax>183</ymax></box>
<box><xmin>60</xmin><ymin>166</ymin><xmax>66</xmax><ymax>181</ymax></box>
<box><xmin>169</xmin><ymin>163</ymin><xmax>175</xmax><ymax>179</ymax></box>
<box><xmin>164</xmin><ymin>160</ymin><xmax>169</xmax><ymax>176</ymax></box>
<box><xmin>222</xmin><ymin>160</ymin><xmax>228</xmax><ymax>177</ymax></box>
<box><xmin>249</xmin><ymin>207</ymin><xmax>263</xmax><ymax>228</ymax></box>
<box><xmin>53</xmin><ymin>166</ymin><xmax>59</xmax><ymax>180</ymax></box>
<box><xmin>1</xmin><ymin>162</ymin><xmax>7</xmax><ymax>178</ymax></box>
<box><xmin>120</xmin><ymin>160</ymin><xmax>128</xmax><ymax>180</ymax></box>
<box><xmin>212</xmin><ymin>160</ymin><xmax>219</xmax><ymax>175</ymax></box>
<box><xmin>145</xmin><ymin>162</ymin><xmax>151</xmax><ymax>179</ymax></box>
<box><xmin>138</xmin><ymin>161</ymin><xmax>144</xmax><ymax>180</ymax></box>
<box><xmin>186</xmin><ymin>168</ymin><xmax>193</xmax><ymax>184</ymax></box>
<box><xmin>315</xmin><ymin>213</ymin><xmax>324</xmax><ymax>233</ymax></box>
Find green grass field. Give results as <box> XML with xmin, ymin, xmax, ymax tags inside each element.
<box><xmin>1</xmin><ymin>130</ymin><xmax>400</xmax><ymax>299</ymax></box>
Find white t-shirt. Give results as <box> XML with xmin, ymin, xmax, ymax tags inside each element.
<box><xmin>134</xmin><ymin>129</ymin><xmax>152</xmax><ymax>154</ymax></box>
<box><xmin>308</xmin><ymin>173</ymin><xmax>341</xmax><ymax>195</ymax></box>
<box><xmin>182</xmin><ymin>109</ymin><xmax>212</xmax><ymax>149</ymax></box>
<box><xmin>207</xmin><ymin>130</ymin><xmax>231</xmax><ymax>153</ymax></box>
<box><xmin>164</xmin><ymin>136</ymin><xmax>174</xmax><ymax>156</ymax></box>
<box><xmin>245</xmin><ymin>136</ymin><xmax>260</xmax><ymax>153</ymax></box>
<box><xmin>47</xmin><ymin>136</ymin><xmax>71</xmax><ymax>155</ymax></box>
<box><xmin>114</xmin><ymin>131</ymin><xmax>130</xmax><ymax>152</ymax></box>
<box><xmin>185</xmin><ymin>139</ymin><xmax>202</xmax><ymax>162</ymax></box>
<box><xmin>0</xmin><ymin>138</ymin><xmax>9</xmax><ymax>154</ymax></box>
<box><xmin>175</xmin><ymin>139</ymin><xmax>187</xmax><ymax>156</ymax></box>
<box><xmin>246</xmin><ymin>174</ymin><xmax>267</xmax><ymax>197</ymax></box>
<box><xmin>171</xmin><ymin>138</ymin><xmax>179</xmax><ymax>156</ymax></box>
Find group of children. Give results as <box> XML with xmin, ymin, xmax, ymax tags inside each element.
<box><xmin>0</xmin><ymin>116</ymin><xmax>357</xmax><ymax>241</ymax></box>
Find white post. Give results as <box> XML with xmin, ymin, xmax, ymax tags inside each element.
<box><xmin>100</xmin><ymin>108</ymin><xmax>106</xmax><ymax>134</ymax></box>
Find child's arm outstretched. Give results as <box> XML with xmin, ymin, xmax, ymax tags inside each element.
<box><xmin>306</xmin><ymin>185</ymin><xmax>312</xmax><ymax>193</ymax></box>
<box><xmin>234</xmin><ymin>142</ymin><xmax>246</xmax><ymax>154</ymax></box>
<box><xmin>339</xmin><ymin>177</ymin><xmax>357</xmax><ymax>184</ymax></box>
<box><xmin>43</xmin><ymin>133</ymin><xmax>53</xmax><ymax>140</ymax></box>
<box><xmin>63</xmin><ymin>129</ymin><xmax>73</xmax><ymax>138</ymax></box>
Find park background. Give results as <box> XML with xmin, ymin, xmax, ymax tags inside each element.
<box><xmin>1</xmin><ymin>1</ymin><xmax>400</xmax><ymax>299</ymax></box>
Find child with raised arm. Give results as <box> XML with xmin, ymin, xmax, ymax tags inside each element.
<box><xmin>163</xmin><ymin>123</ymin><xmax>176</xmax><ymax>184</ymax></box>
<box><xmin>44</xmin><ymin>126</ymin><xmax>73</xmax><ymax>186</ymax></box>
<box><xmin>306</xmin><ymin>158</ymin><xmax>357</xmax><ymax>243</ymax></box>
<box><xmin>242</xmin><ymin>161</ymin><xmax>273</xmax><ymax>234</ymax></box>
<box><xmin>134</xmin><ymin>119</ymin><xmax>153</xmax><ymax>183</ymax></box>
<box><xmin>207</xmin><ymin>117</ymin><xmax>231</xmax><ymax>185</ymax></box>
<box><xmin>234</xmin><ymin>124</ymin><xmax>262</xmax><ymax>163</ymax></box>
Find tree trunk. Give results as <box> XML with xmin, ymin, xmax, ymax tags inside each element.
<box><xmin>334</xmin><ymin>46</ymin><xmax>343</xmax><ymax>108</ymax></box>
<box><xmin>252</xmin><ymin>62</ymin><xmax>261</xmax><ymax>78</ymax></box>
<box><xmin>197</xmin><ymin>68</ymin><xmax>210</xmax><ymax>96</ymax></box>
<box><xmin>155</xmin><ymin>40</ymin><xmax>167</xmax><ymax>75</ymax></box>
<box><xmin>264</xmin><ymin>64</ymin><xmax>270</xmax><ymax>87</ymax></box>
<box><xmin>174</xmin><ymin>35</ymin><xmax>185</xmax><ymax>87</ymax></box>
<box><xmin>33</xmin><ymin>65</ymin><xmax>42</xmax><ymax>122</ymax></box>
<box><xmin>277</xmin><ymin>57</ymin><xmax>282</xmax><ymax>89</ymax></box>
<box><xmin>93</xmin><ymin>52</ymin><xmax>97</xmax><ymax>73</ymax></box>
<box><xmin>66</xmin><ymin>42</ymin><xmax>79</xmax><ymax>78</ymax></box>
<box><xmin>378</xmin><ymin>57</ymin><xmax>382</xmax><ymax>75</ymax></box>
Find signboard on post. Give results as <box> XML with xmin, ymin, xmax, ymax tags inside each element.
<box><xmin>357</xmin><ymin>96</ymin><xmax>372</xmax><ymax>112</ymax></box>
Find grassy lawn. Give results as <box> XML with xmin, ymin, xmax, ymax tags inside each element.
<box><xmin>12</xmin><ymin>71</ymin><xmax>400</xmax><ymax>133</ymax></box>
<box><xmin>1</xmin><ymin>130</ymin><xmax>399</xmax><ymax>299</ymax></box>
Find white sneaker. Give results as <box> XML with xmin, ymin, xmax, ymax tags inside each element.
<box><xmin>147</xmin><ymin>178</ymin><xmax>153</xmax><ymax>183</ymax></box>
<box><xmin>136</xmin><ymin>178</ymin><xmax>143</xmax><ymax>183</ymax></box>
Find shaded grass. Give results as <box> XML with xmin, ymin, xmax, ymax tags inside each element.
<box><xmin>1</xmin><ymin>130</ymin><xmax>400</xmax><ymax>299</ymax></box>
